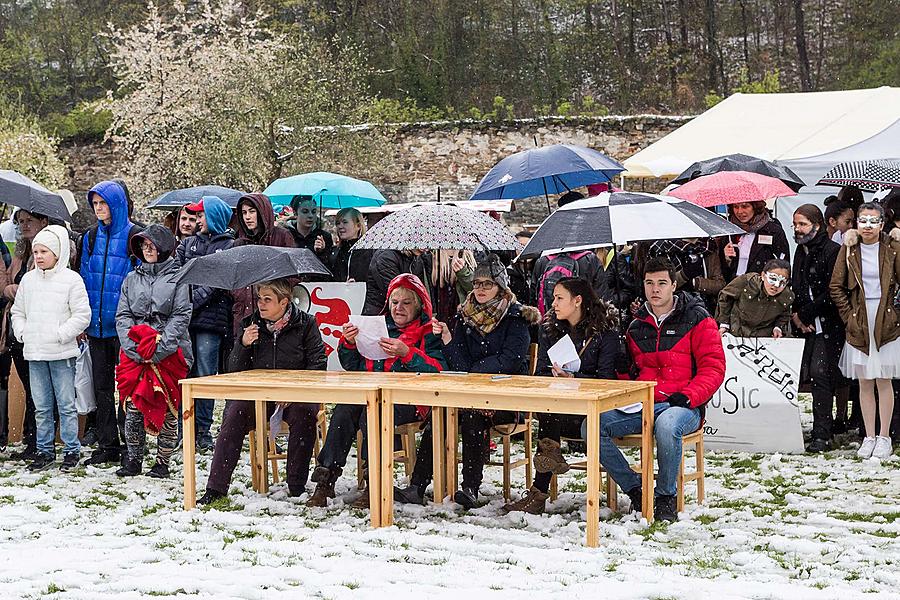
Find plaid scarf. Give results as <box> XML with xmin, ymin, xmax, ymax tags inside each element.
<box><xmin>265</xmin><ymin>304</ymin><xmax>294</xmax><ymax>334</ymax></box>
<box><xmin>459</xmin><ymin>289</ymin><xmax>514</xmax><ymax>335</ymax></box>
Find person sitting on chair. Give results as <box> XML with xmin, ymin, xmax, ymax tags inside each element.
<box><xmin>589</xmin><ymin>257</ymin><xmax>725</xmax><ymax>522</ymax></box>
<box><xmin>198</xmin><ymin>278</ymin><xmax>325</xmax><ymax>505</ymax></box>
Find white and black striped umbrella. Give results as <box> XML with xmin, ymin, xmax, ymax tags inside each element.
<box><xmin>520</xmin><ymin>192</ymin><xmax>744</xmax><ymax>257</ymax></box>
<box><xmin>817</xmin><ymin>159</ymin><xmax>900</xmax><ymax>192</ymax></box>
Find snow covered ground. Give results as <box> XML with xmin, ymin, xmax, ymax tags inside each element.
<box><xmin>0</xmin><ymin>399</ymin><xmax>898</xmax><ymax>600</ymax></box>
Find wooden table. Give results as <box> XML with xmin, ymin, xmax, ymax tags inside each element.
<box><xmin>181</xmin><ymin>370</ymin><xmax>409</xmax><ymax>527</ymax></box>
<box><xmin>379</xmin><ymin>374</ymin><xmax>656</xmax><ymax>547</ymax></box>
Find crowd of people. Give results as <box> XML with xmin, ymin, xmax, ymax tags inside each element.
<box><xmin>0</xmin><ymin>178</ymin><xmax>897</xmax><ymax>525</ymax></box>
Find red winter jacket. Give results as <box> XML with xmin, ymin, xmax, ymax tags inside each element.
<box><xmin>626</xmin><ymin>292</ymin><xmax>725</xmax><ymax>413</ymax></box>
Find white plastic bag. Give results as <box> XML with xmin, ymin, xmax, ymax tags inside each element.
<box><xmin>74</xmin><ymin>343</ymin><xmax>96</xmax><ymax>415</ymax></box>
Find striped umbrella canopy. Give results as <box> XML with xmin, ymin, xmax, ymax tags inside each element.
<box><xmin>353</xmin><ymin>203</ymin><xmax>519</xmax><ymax>251</ymax></box>
<box><xmin>817</xmin><ymin>159</ymin><xmax>900</xmax><ymax>192</ymax></box>
<box><xmin>520</xmin><ymin>192</ymin><xmax>744</xmax><ymax>257</ymax></box>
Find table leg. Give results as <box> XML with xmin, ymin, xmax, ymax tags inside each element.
<box><xmin>431</xmin><ymin>407</ymin><xmax>446</xmax><ymax>503</ymax></box>
<box><xmin>182</xmin><ymin>384</ymin><xmax>196</xmax><ymax>510</ymax></box>
<box><xmin>365</xmin><ymin>391</ymin><xmax>382</xmax><ymax>528</ymax></box>
<box><xmin>642</xmin><ymin>390</ymin><xmax>655</xmax><ymax>523</ymax></box>
<box><xmin>585</xmin><ymin>406</ymin><xmax>601</xmax><ymax>548</ymax></box>
<box><xmin>254</xmin><ymin>400</ymin><xmax>269</xmax><ymax>494</ymax></box>
<box><xmin>380</xmin><ymin>390</ymin><xmax>395</xmax><ymax>526</ymax></box>
<box><xmin>445</xmin><ymin>407</ymin><xmax>459</xmax><ymax>496</ymax></box>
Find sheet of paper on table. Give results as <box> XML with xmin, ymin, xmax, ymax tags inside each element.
<box><xmin>348</xmin><ymin>315</ymin><xmax>391</xmax><ymax>360</ymax></box>
<box><xmin>547</xmin><ymin>334</ymin><xmax>581</xmax><ymax>373</ymax></box>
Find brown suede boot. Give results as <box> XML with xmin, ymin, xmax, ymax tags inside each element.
<box><xmin>306</xmin><ymin>465</ymin><xmax>341</xmax><ymax>507</ymax></box>
<box><xmin>502</xmin><ymin>486</ymin><xmax>550</xmax><ymax>515</ymax></box>
<box><xmin>533</xmin><ymin>438</ymin><xmax>570</xmax><ymax>474</ymax></box>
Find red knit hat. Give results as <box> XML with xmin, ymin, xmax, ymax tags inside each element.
<box><xmin>384</xmin><ymin>273</ymin><xmax>433</xmax><ymax>319</ymax></box>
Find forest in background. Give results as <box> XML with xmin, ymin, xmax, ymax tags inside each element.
<box><xmin>0</xmin><ymin>0</ymin><xmax>896</xmax><ymax>143</ymax></box>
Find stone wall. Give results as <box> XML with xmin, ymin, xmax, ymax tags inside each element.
<box><xmin>61</xmin><ymin>114</ymin><xmax>693</xmax><ymax>230</ymax></box>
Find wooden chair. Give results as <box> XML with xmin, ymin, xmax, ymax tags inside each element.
<box><xmin>550</xmin><ymin>427</ymin><xmax>705</xmax><ymax>513</ymax></box>
<box><xmin>356</xmin><ymin>421</ymin><xmax>419</xmax><ymax>490</ymax></box>
<box><xmin>250</xmin><ymin>403</ymin><xmax>328</xmax><ymax>490</ymax></box>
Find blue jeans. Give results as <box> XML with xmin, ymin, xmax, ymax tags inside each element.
<box><xmin>29</xmin><ymin>359</ymin><xmax>80</xmax><ymax>456</ymax></box>
<box><xmin>190</xmin><ymin>331</ymin><xmax>223</xmax><ymax>441</ymax></box>
<box><xmin>582</xmin><ymin>402</ymin><xmax>701</xmax><ymax>498</ymax></box>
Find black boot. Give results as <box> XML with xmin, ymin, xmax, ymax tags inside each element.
<box><xmin>654</xmin><ymin>494</ymin><xmax>678</xmax><ymax>522</ymax></box>
<box><xmin>147</xmin><ymin>462</ymin><xmax>170</xmax><ymax>479</ymax></box>
<box><xmin>394</xmin><ymin>483</ymin><xmax>425</xmax><ymax>505</ymax></box>
<box><xmin>115</xmin><ymin>458</ymin><xmax>142</xmax><ymax>477</ymax></box>
<box><xmin>198</xmin><ymin>489</ymin><xmax>226</xmax><ymax>505</ymax></box>
<box><xmin>625</xmin><ymin>486</ymin><xmax>642</xmax><ymax>514</ymax></box>
<box><xmin>453</xmin><ymin>487</ymin><xmax>478</xmax><ymax>510</ymax></box>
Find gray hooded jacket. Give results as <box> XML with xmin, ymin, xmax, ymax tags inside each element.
<box><xmin>115</xmin><ymin>224</ymin><xmax>194</xmax><ymax>367</ymax></box>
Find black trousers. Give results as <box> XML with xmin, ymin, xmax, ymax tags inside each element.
<box><xmin>0</xmin><ymin>350</ymin><xmax>11</xmax><ymax>447</ymax></box>
<box><xmin>88</xmin><ymin>336</ymin><xmax>124</xmax><ymax>453</ymax></box>
<box><xmin>317</xmin><ymin>404</ymin><xmax>420</xmax><ymax>469</ymax></box>
<box><xmin>410</xmin><ymin>410</ymin><xmax>519</xmax><ymax>491</ymax></box>
<box><xmin>804</xmin><ymin>333</ymin><xmax>842</xmax><ymax>441</ymax></box>
<box><xmin>533</xmin><ymin>413</ymin><xmax>584</xmax><ymax>493</ymax></box>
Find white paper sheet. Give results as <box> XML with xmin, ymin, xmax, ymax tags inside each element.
<box><xmin>617</xmin><ymin>402</ymin><xmax>643</xmax><ymax>414</ymax></box>
<box><xmin>547</xmin><ymin>334</ymin><xmax>581</xmax><ymax>373</ymax></box>
<box><xmin>348</xmin><ymin>315</ymin><xmax>391</xmax><ymax>360</ymax></box>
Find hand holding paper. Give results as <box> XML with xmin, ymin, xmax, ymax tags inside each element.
<box><xmin>348</xmin><ymin>315</ymin><xmax>391</xmax><ymax>360</ymax></box>
<box><xmin>547</xmin><ymin>334</ymin><xmax>581</xmax><ymax>374</ymax></box>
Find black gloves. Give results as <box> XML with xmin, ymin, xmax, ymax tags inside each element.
<box><xmin>666</xmin><ymin>392</ymin><xmax>691</xmax><ymax>409</ymax></box>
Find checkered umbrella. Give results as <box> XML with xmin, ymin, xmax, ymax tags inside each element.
<box><xmin>353</xmin><ymin>203</ymin><xmax>520</xmax><ymax>251</ymax></box>
<box><xmin>817</xmin><ymin>159</ymin><xmax>900</xmax><ymax>192</ymax></box>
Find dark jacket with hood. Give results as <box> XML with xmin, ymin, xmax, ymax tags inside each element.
<box><xmin>535</xmin><ymin>303</ymin><xmax>620</xmax><ymax>379</ymax></box>
<box><xmin>228</xmin><ymin>304</ymin><xmax>326</xmax><ymax>373</ymax></box>
<box><xmin>363</xmin><ymin>249</ymin><xmax>415</xmax><ymax>315</ymax></box>
<box><xmin>626</xmin><ymin>292</ymin><xmax>726</xmax><ymax>414</ymax></box>
<box><xmin>792</xmin><ymin>227</ymin><xmax>842</xmax><ymax>337</ymax></box>
<box><xmin>175</xmin><ymin>196</ymin><xmax>235</xmax><ymax>335</ymax></box>
<box><xmin>443</xmin><ymin>296</ymin><xmax>540</xmax><ymax>375</ymax></box>
<box><xmin>80</xmin><ymin>180</ymin><xmax>137</xmax><ymax>338</ymax></box>
<box><xmin>231</xmin><ymin>193</ymin><xmax>297</xmax><ymax>333</ymax></box>
<box><xmin>115</xmin><ymin>224</ymin><xmax>193</xmax><ymax>367</ymax></box>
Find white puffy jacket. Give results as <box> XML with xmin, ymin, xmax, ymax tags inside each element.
<box><xmin>11</xmin><ymin>225</ymin><xmax>91</xmax><ymax>361</ymax></box>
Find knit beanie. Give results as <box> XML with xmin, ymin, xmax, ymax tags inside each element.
<box><xmin>33</xmin><ymin>226</ymin><xmax>62</xmax><ymax>258</ymax></box>
<box><xmin>473</xmin><ymin>254</ymin><xmax>509</xmax><ymax>291</ymax></box>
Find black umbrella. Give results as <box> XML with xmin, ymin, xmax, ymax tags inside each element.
<box><xmin>146</xmin><ymin>185</ymin><xmax>244</xmax><ymax>210</ymax></box>
<box><xmin>174</xmin><ymin>246</ymin><xmax>331</xmax><ymax>289</ymax></box>
<box><xmin>671</xmin><ymin>153</ymin><xmax>805</xmax><ymax>192</ymax></box>
<box><xmin>0</xmin><ymin>170</ymin><xmax>71</xmax><ymax>221</ymax></box>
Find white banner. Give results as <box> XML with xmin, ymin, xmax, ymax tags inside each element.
<box><xmin>704</xmin><ymin>334</ymin><xmax>806</xmax><ymax>454</ymax></box>
<box><xmin>298</xmin><ymin>282</ymin><xmax>366</xmax><ymax>371</ymax></box>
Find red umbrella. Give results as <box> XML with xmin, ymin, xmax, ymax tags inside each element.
<box><xmin>667</xmin><ymin>170</ymin><xmax>797</xmax><ymax>208</ymax></box>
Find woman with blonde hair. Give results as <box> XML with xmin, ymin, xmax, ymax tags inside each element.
<box><xmin>328</xmin><ymin>207</ymin><xmax>372</xmax><ymax>282</ymax></box>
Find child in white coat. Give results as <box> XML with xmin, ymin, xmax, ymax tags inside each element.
<box><xmin>11</xmin><ymin>225</ymin><xmax>91</xmax><ymax>471</ymax></box>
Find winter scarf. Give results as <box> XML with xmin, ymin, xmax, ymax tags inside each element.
<box><xmin>459</xmin><ymin>288</ymin><xmax>514</xmax><ymax>335</ymax></box>
<box><xmin>115</xmin><ymin>324</ymin><xmax>189</xmax><ymax>435</ymax></box>
<box><xmin>265</xmin><ymin>303</ymin><xmax>294</xmax><ymax>334</ymax></box>
<box><xmin>730</xmin><ymin>203</ymin><xmax>771</xmax><ymax>234</ymax></box>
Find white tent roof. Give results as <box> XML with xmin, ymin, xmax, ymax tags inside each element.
<box><xmin>624</xmin><ymin>87</ymin><xmax>900</xmax><ymax>178</ymax></box>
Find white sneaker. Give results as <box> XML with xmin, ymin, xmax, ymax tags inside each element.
<box><xmin>857</xmin><ymin>437</ymin><xmax>877</xmax><ymax>459</ymax></box>
<box><xmin>871</xmin><ymin>436</ymin><xmax>893</xmax><ymax>459</ymax></box>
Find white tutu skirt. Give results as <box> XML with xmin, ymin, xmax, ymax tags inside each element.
<box><xmin>839</xmin><ymin>298</ymin><xmax>900</xmax><ymax>380</ymax></box>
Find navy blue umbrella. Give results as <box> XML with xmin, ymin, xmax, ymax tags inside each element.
<box><xmin>469</xmin><ymin>144</ymin><xmax>625</xmax><ymax>205</ymax></box>
<box><xmin>146</xmin><ymin>185</ymin><xmax>244</xmax><ymax>210</ymax></box>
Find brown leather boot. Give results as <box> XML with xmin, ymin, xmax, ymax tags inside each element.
<box><xmin>351</xmin><ymin>491</ymin><xmax>370</xmax><ymax>509</ymax></box>
<box><xmin>502</xmin><ymin>486</ymin><xmax>550</xmax><ymax>515</ymax></box>
<box><xmin>533</xmin><ymin>438</ymin><xmax>570</xmax><ymax>474</ymax></box>
<box><xmin>306</xmin><ymin>465</ymin><xmax>341</xmax><ymax>507</ymax></box>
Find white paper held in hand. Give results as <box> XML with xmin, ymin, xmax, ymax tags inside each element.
<box><xmin>348</xmin><ymin>314</ymin><xmax>391</xmax><ymax>360</ymax></box>
<box><xmin>547</xmin><ymin>334</ymin><xmax>581</xmax><ymax>373</ymax></box>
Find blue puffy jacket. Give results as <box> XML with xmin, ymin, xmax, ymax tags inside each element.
<box><xmin>80</xmin><ymin>181</ymin><xmax>136</xmax><ymax>338</ymax></box>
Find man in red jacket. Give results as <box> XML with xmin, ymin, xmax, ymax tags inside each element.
<box><xmin>588</xmin><ymin>256</ymin><xmax>725</xmax><ymax>522</ymax></box>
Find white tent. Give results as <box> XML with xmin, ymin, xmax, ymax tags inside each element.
<box><xmin>623</xmin><ymin>87</ymin><xmax>900</xmax><ymax>253</ymax></box>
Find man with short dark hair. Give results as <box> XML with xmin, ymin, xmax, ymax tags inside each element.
<box><xmin>586</xmin><ymin>256</ymin><xmax>725</xmax><ymax>522</ymax></box>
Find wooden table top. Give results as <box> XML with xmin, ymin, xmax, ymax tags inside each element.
<box><xmin>180</xmin><ymin>369</ymin><xmax>418</xmax><ymax>390</ymax></box>
<box><xmin>379</xmin><ymin>373</ymin><xmax>655</xmax><ymax>401</ymax></box>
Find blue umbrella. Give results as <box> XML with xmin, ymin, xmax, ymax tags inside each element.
<box><xmin>147</xmin><ymin>185</ymin><xmax>244</xmax><ymax>210</ymax></box>
<box><xmin>263</xmin><ymin>172</ymin><xmax>387</xmax><ymax>209</ymax></box>
<box><xmin>469</xmin><ymin>144</ymin><xmax>625</xmax><ymax>205</ymax></box>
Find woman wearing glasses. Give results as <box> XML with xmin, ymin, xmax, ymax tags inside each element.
<box><xmin>830</xmin><ymin>202</ymin><xmax>900</xmax><ymax>459</ymax></box>
<box><xmin>716</xmin><ymin>259</ymin><xmax>794</xmax><ymax>338</ymax></box>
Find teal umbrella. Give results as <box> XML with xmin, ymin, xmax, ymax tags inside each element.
<box><xmin>263</xmin><ymin>172</ymin><xmax>387</xmax><ymax>209</ymax></box>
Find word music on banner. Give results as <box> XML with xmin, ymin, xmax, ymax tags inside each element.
<box><xmin>704</xmin><ymin>334</ymin><xmax>806</xmax><ymax>454</ymax></box>
<box><xmin>295</xmin><ymin>282</ymin><xmax>366</xmax><ymax>371</ymax></box>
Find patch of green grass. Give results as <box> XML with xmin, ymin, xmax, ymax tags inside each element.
<box><xmin>146</xmin><ymin>590</ymin><xmax>194</xmax><ymax>597</ymax></box>
<box><xmin>74</xmin><ymin>494</ymin><xmax>118</xmax><ymax>510</ymax></box>
<box><xmin>342</xmin><ymin>581</ymin><xmax>360</xmax><ymax>590</ymax></box>
<box><xmin>44</xmin><ymin>582</ymin><xmax>65</xmax><ymax>594</ymax></box>
<box><xmin>830</xmin><ymin>511</ymin><xmax>900</xmax><ymax>523</ymax></box>
<box><xmin>0</xmin><ymin>469</ymin><xmax>16</xmax><ymax>478</ymax></box>
<box><xmin>637</xmin><ymin>519</ymin><xmax>669</xmax><ymax>540</ymax></box>
<box><xmin>154</xmin><ymin>538</ymin><xmax>177</xmax><ymax>550</ymax></box>
<box><xmin>142</xmin><ymin>504</ymin><xmax>164</xmax><ymax>517</ymax></box>
<box><xmin>852</xmin><ymin>527</ymin><xmax>898</xmax><ymax>538</ymax></box>
<box><xmin>200</xmin><ymin>496</ymin><xmax>243</xmax><ymax>513</ymax></box>
<box><xmin>695</xmin><ymin>513</ymin><xmax>719</xmax><ymax>525</ymax></box>
<box><xmin>36</xmin><ymin>504</ymin><xmax>51</xmax><ymax>512</ymax></box>
<box><xmin>0</xmin><ymin>494</ymin><xmax>14</xmax><ymax>505</ymax></box>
